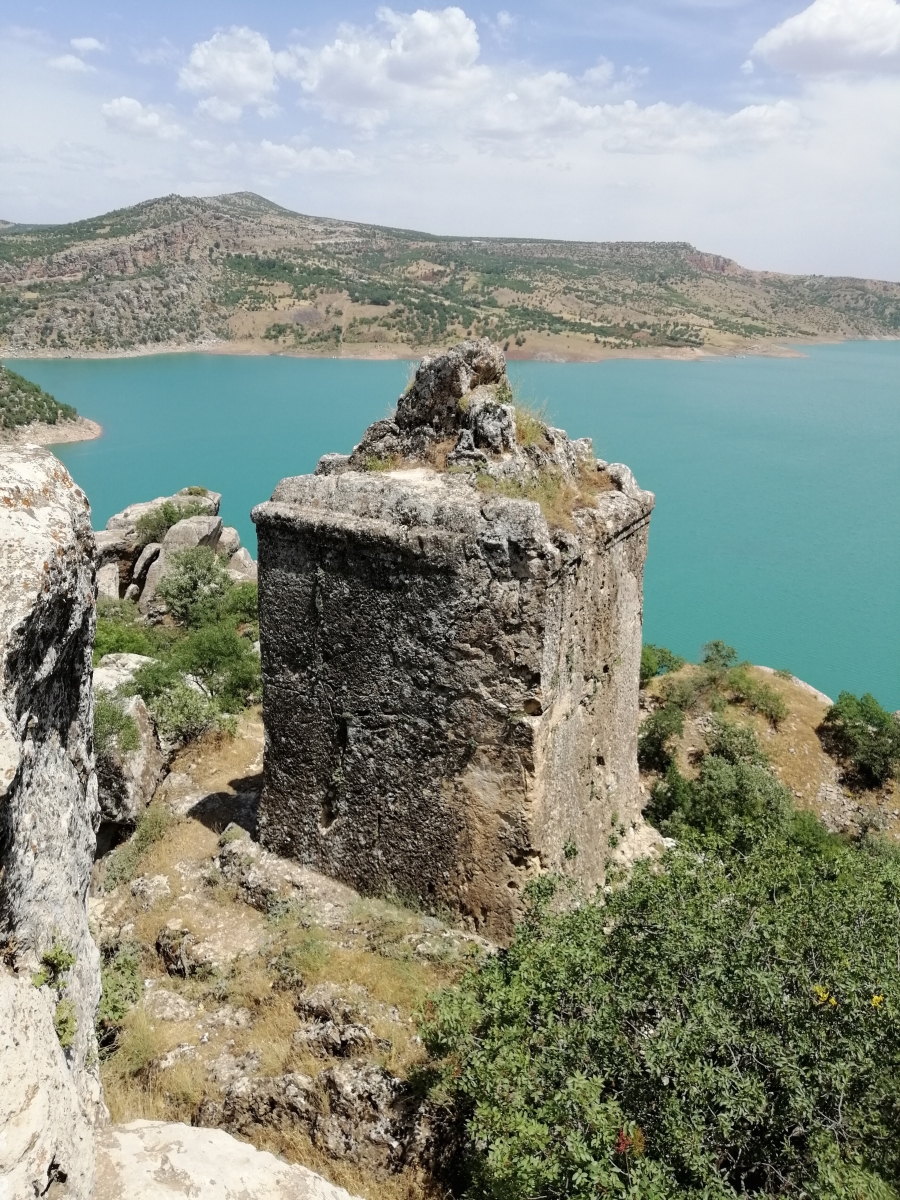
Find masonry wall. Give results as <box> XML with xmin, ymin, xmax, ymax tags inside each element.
<box><xmin>254</xmin><ymin>461</ymin><xmax>653</xmax><ymax>941</ymax></box>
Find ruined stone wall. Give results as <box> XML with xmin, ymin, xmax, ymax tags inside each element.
<box><xmin>0</xmin><ymin>444</ymin><xmax>102</xmax><ymax>1195</ymax></box>
<box><xmin>253</xmin><ymin>342</ymin><xmax>655</xmax><ymax>940</ymax></box>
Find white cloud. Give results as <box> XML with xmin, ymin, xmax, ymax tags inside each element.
<box><xmin>284</xmin><ymin>7</ymin><xmax>487</xmax><ymax>128</ymax></box>
<box><xmin>71</xmin><ymin>37</ymin><xmax>106</xmax><ymax>54</ymax></box>
<box><xmin>753</xmin><ymin>0</ymin><xmax>900</xmax><ymax>74</ymax></box>
<box><xmin>101</xmin><ymin>96</ymin><xmax>183</xmax><ymax>140</ymax></box>
<box><xmin>496</xmin><ymin>11</ymin><xmax>515</xmax><ymax>31</ymax></box>
<box><xmin>48</xmin><ymin>54</ymin><xmax>94</xmax><ymax>72</ymax></box>
<box><xmin>258</xmin><ymin>139</ymin><xmax>359</xmax><ymax>173</ymax></box>
<box><xmin>179</xmin><ymin>27</ymin><xmax>284</xmax><ymax>120</ymax></box>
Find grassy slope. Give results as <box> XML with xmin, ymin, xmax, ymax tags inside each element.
<box><xmin>1</xmin><ymin>192</ymin><xmax>898</xmax><ymax>357</ymax></box>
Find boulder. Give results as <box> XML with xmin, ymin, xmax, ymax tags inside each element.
<box><xmin>105</xmin><ymin>490</ymin><xmax>220</xmax><ymax>533</ymax></box>
<box><xmin>207</xmin><ymin>1063</ymin><xmax>417</xmax><ymax>1177</ymax></box>
<box><xmin>218</xmin><ymin>526</ymin><xmax>241</xmax><ymax>557</ymax></box>
<box><xmin>129</xmin><ymin>874</ymin><xmax>171</xmax><ymax>910</ymax></box>
<box><xmin>143</xmin><ymin>987</ymin><xmax>196</xmax><ymax>1023</ymax></box>
<box><xmin>94</xmin><ymin>1121</ymin><xmax>362</xmax><ymax>1200</ymax></box>
<box><xmin>0</xmin><ymin>969</ymin><xmax>94</xmax><ymax>1200</ymax></box>
<box><xmin>0</xmin><ymin>445</ymin><xmax>103</xmax><ymax>1120</ymax></box>
<box><xmin>131</xmin><ymin>541</ymin><xmax>161</xmax><ymax>586</ymax></box>
<box><xmin>96</xmin><ymin>694</ymin><xmax>165</xmax><ymax>832</ymax></box>
<box><xmin>163</xmin><ymin>514</ymin><xmax>223</xmax><ymax>553</ymax></box>
<box><xmin>138</xmin><ymin>553</ymin><xmax>168</xmax><ymax>616</ymax></box>
<box><xmin>228</xmin><ymin>546</ymin><xmax>258</xmax><ymax>583</ymax></box>
<box><xmin>93</xmin><ymin>652</ymin><xmax>156</xmax><ymax>694</ymax></box>
<box><xmin>96</xmin><ymin>561</ymin><xmax>121</xmax><ymax>600</ymax></box>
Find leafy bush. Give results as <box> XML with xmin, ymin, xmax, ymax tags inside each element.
<box><xmin>423</xmin><ymin>814</ymin><xmax>900</xmax><ymax>1199</ymax></box>
<box><xmin>156</xmin><ymin>546</ymin><xmax>230</xmax><ymax>626</ymax></box>
<box><xmin>54</xmin><ymin>999</ymin><xmax>77</xmax><ymax>1050</ymax></box>
<box><xmin>725</xmin><ymin>667</ymin><xmax>788</xmax><ymax>727</ymax></box>
<box><xmin>649</xmin><ymin>755</ymin><xmax>790</xmax><ymax>846</ymax></box>
<box><xmin>103</xmin><ymin>803</ymin><xmax>174</xmax><ymax>891</ymax></box>
<box><xmin>705</xmin><ymin>716</ymin><xmax>769</xmax><ymax>766</ymax></box>
<box><xmin>97</xmin><ymin>941</ymin><xmax>142</xmax><ymax>1049</ymax></box>
<box><xmin>147</xmin><ymin>680</ymin><xmax>226</xmax><ymax>745</ymax></box>
<box><xmin>94</xmin><ymin>618</ymin><xmax>154</xmax><ymax>662</ymax></box>
<box><xmin>220</xmin><ymin>581</ymin><xmax>259</xmax><ymax>631</ymax></box>
<box><xmin>171</xmin><ymin>625</ymin><xmax>260</xmax><ymax>711</ymax></box>
<box><xmin>637</xmin><ymin>704</ymin><xmax>684</xmax><ymax>771</ymax></box>
<box><xmin>701</xmin><ymin>639</ymin><xmax>739</xmax><ymax>673</ymax></box>
<box><xmin>134</xmin><ymin>498</ymin><xmax>208</xmax><ymax>547</ymax></box>
<box><xmin>821</xmin><ymin>692</ymin><xmax>900</xmax><ymax>787</ymax></box>
<box><xmin>640</xmin><ymin>644</ymin><xmax>686</xmax><ymax>687</ymax></box>
<box><xmin>33</xmin><ymin>941</ymin><xmax>76</xmax><ymax>990</ymax></box>
<box><xmin>94</xmin><ymin>691</ymin><xmax>140</xmax><ymax>762</ymax></box>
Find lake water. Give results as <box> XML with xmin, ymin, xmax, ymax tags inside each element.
<box><xmin>8</xmin><ymin>343</ymin><xmax>899</xmax><ymax>710</ymax></box>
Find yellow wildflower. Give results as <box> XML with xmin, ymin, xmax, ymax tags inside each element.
<box><xmin>872</xmin><ymin>994</ymin><xmax>885</xmax><ymax>1008</ymax></box>
<box><xmin>812</xmin><ymin>984</ymin><xmax>830</xmax><ymax>1006</ymax></box>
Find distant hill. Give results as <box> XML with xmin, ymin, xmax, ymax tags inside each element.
<box><xmin>0</xmin><ymin>362</ymin><xmax>76</xmax><ymax>429</ymax></box>
<box><xmin>1</xmin><ymin>192</ymin><xmax>898</xmax><ymax>358</ymax></box>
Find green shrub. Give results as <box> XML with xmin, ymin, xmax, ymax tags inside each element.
<box><xmin>94</xmin><ymin>692</ymin><xmax>140</xmax><ymax>762</ymax></box>
<box><xmin>97</xmin><ymin>941</ymin><xmax>142</xmax><ymax>1048</ymax></box>
<box><xmin>33</xmin><ymin>941</ymin><xmax>76</xmax><ymax>990</ymax></box>
<box><xmin>93</xmin><ymin>619</ymin><xmax>154</xmax><ymax>662</ymax></box>
<box><xmin>103</xmin><ymin>803</ymin><xmax>174</xmax><ymax>891</ymax></box>
<box><xmin>640</xmin><ymin>644</ymin><xmax>686</xmax><ymax>687</ymax></box>
<box><xmin>171</xmin><ymin>625</ymin><xmax>260</xmax><ymax>711</ymax></box>
<box><xmin>648</xmin><ymin>755</ymin><xmax>790</xmax><ymax>846</ymax></box>
<box><xmin>725</xmin><ymin>667</ymin><xmax>788</xmax><ymax>727</ymax></box>
<box><xmin>156</xmin><ymin>546</ymin><xmax>230</xmax><ymax>626</ymax></box>
<box><xmin>705</xmin><ymin>717</ymin><xmax>769</xmax><ymax>766</ymax></box>
<box><xmin>637</xmin><ymin>704</ymin><xmax>684</xmax><ymax>771</ymax></box>
<box><xmin>146</xmin><ymin>680</ymin><xmax>224</xmax><ymax>745</ymax></box>
<box><xmin>134</xmin><ymin>499</ymin><xmax>208</xmax><ymax>546</ymax></box>
<box><xmin>54</xmin><ymin>999</ymin><xmax>77</xmax><ymax>1050</ymax></box>
<box><xmin>220</xmin><ymin>581</ymin><xmax>258</xmax><ymax>630</ymax></box>
<box><xmin>821</xmin><ymin>692</ymin><xmax>900</xmax><ymax>787</ymax></box>
<box><xmin>701</xmin><ymin>639</ymin><xmax>739</xmax><ymax>673</ymax></box>
<box><xmin>422</xmin><ymin>824</ymin><xmax>900</xmax><ymax>1199</ymax></box>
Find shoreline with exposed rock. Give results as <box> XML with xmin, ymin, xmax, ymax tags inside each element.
<box><xmin>0</xmin><ymin>413</ymin><xmax>102</xmax><ymax>446</ymax></box>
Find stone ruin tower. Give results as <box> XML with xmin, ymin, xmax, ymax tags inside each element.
<box><xmin>253</xmin><ymin>340</ymin><xmax>655</xmax><ymax>939</ymax></box>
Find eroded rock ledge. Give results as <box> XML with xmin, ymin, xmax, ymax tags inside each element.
<box><xmin>253</xmin><ymin>339</ymin><xmax>657</xmax><ymax>941</ymax></box>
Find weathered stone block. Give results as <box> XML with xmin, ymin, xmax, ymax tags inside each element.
<box><xmin>253</xmin><ymin>341</ymin><xmax>655</xmax><ymax>939</ymax></box>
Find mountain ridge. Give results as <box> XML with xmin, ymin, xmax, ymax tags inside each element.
<box><xmin>1</xmin><ymin>191</ymin><xmax>898</xmax><ymax>358</ymax></box>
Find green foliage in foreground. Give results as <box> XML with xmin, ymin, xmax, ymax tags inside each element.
<box><xmin>822</xmin><ymin>692</ymin><xmax>900</xmax><ymax>787</ymax></box>
<box><xmin>0</xmin><ymin>363</ymin><xmax>76</xmax><ymax>429</ymax></box>
<box><xmin>423</xmin><ymin>742</ymin><xmax>900</xmax><ymax>1198</ymax></box>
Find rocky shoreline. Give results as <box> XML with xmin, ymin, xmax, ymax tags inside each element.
<box><xmin>0</xmin><ymin>414</ymin><xmax>102</xmax><ymax>446</ymax></box>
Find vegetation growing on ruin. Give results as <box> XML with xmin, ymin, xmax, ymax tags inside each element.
<box><xmin>474</xmin><ymin>458</ymin><xmax>616</xmax><ymax>530</ymax></box>
<box><xmin>0</xmin><ymin>362</ymin><xmax>76</xmax><ymax>428</ymax></box>
<box><xmin>422</xmin><ymin>727</ymin><xmax>900</xmax><ymax>1200</ymax></box>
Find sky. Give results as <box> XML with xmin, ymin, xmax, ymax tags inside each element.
<box><xmin>1</xmin><ymin>0</ymin><xmax>899</xmax><ymax>278</ymax></box>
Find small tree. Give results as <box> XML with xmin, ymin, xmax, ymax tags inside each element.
<box><xmin>821</xmin><ymin>692</ymin><xmax>900</xmax><ymax>787</ymax></box>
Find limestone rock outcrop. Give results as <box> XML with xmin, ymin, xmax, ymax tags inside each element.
<box><xmin>0</xmin><ymin>969</ymin><xmax>95</xmax><ymax>1200</ymax></box>
<box><xmin>95</xmin><ymin>1120</ymin><xmax>364</xmax><ymax>1200</ymax></box>
<box><xmin>253</xmin><ymin>340</ymin><xmax>656</xmax><ymax>940</ymax></box>
<box><xmin>0</xmin><ymin>444</ymin><xmax>103</xmax><ymax>1188</ymax></box>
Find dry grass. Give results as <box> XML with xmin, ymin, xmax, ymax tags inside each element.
<box><xmin>476</xmin><ymin>457</ymin><xmax>616</xmax><ymax>530</ymax></box>
<box><xmin>513</xmin><ymin>401</ymin><xmax>550</xmax><ymax>448</ymax></box>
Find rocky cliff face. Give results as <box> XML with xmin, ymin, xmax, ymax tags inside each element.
<box><xmin>0</xmin><ymin>444</ymin><xmax>102</xmax><ymax>1192</ymax></box>
<box><xmin>253</xmin><ymin>340</ymin><xmax>657</xmax><ymax>940</ymax></box>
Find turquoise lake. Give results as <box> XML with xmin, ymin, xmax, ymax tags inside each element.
<box><xmin>8</xmin><ymin>343</ymin><xmax>899</xmax><ymax>710</ymax></box>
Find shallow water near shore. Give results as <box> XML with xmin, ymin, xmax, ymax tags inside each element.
<box><xmin>8</xmin><ymin>342</ymin><xmax>899</xmax><ymax>709</ymax></box>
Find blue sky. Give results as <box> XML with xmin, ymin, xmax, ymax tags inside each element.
<box><xmin>2</xmin><ymin>0</ymin><xmax>899</xmax><ymax>277</ymax></box>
